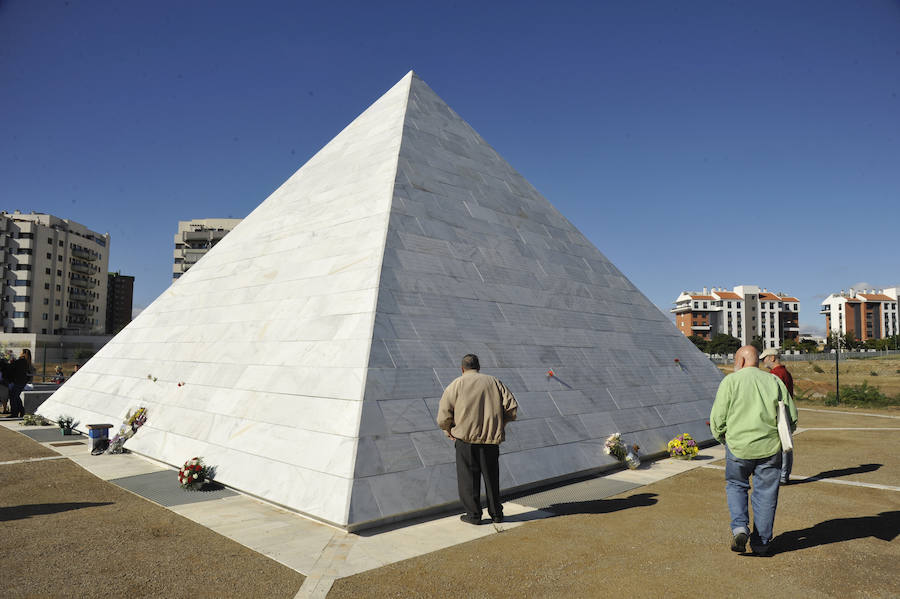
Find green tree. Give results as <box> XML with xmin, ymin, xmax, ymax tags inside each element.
<box><xmin>687</xmin><ymin>335</ymin><xmax>708</xmax><ymax>352</ymax></box>
<box><xmin>798</xmin><ymin>338</ymin><xmax>819</xmax><ymax>353</ymax></box>
<box><xmin>707</xmin><ymin>333</ymin><xmax>741</xmax><ymax>355</ymax></box>
<box><xmin>750</xmin><ymin>335</ymin><xmax>764</xmax><ymax>352</ymax></box>
<box><xmin>842</xmin><ymin>331</ymin><xmax>859</xmax><ymax>350</ymax></box>
<box><xmin>782</xmin><ymin>338</ymin><xmax>799</xmax><ymax>351</ymax></box>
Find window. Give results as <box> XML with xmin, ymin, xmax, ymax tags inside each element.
<box><xmin>43</xmin><ymin>298</ymin><xmax>48</xmax><ymax>304</ymax></box>
<box><xmin>737</xmin><ymin>302</ymin><xmax>742</xmax><ymax>308</ymax></box>
<box><xmin>54</xmin><ymin>314</ymin><xmax>59</xmax><ymax>321</ymax></box>
<box><xmin>42</xmin><ymin>313</ymin><xmax>48</xmax><ymax>320</ymax></box>
<box><xmin>47</xmin><ymin>238</ymin><xmax>53</xmax><ymax>244</ymax></box>
<box><xmin>45</xmin><ymin>268</ymin><xmax>51</xmax><ymax>274</ymax></box>
<box><xmin>57</xmin><ymin>255</ymin><xmax>62</xmax><ymax>261</ymax></box>
<box><xmin>59</xmin><ymin>240</ymin><xmax>63</xmax><ymax>247</ymax></box>
<box><xmin>12</xmin><ymin>311</ymin><xmax>29</xmax><ymax>318</ymax></box>
<box><xmin>44</xmin><ymin>283</ymin><xmax>50</xmax><ymax>290</ymax></box>
<box><xmin>55</xmin><ymin>299</ymin><xmax>60</xmax><ymax>306</ymax></box>
<box><xmin>56</xmin><ymin>285</ymin><xmax>61</xmax><ymax>291</ymax></box>
<box><xmin>727</xmin><ymin>302</ymin><xmax>732</xmax><ymax>309</ymax></box>
<box><xmin>47</xmin><ymin>252</ymin><xmax>52</xmax><ymax>259</ymax></box>
<box><xmin>57</xmin><ymin>269</ymin><xmax>62</xmax><ymax>276</ymax></box>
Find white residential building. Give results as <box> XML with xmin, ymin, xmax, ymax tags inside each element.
<box><xmin>820</xmin><ymin>287</ymin><xmax>899</xmax><ymax>340</ymax></box>
<box><xmin>173</xmin><ymin>218</ymin><xmax>242</xmax><ymax>281</ymax></box>
<box><xmin>0</xmin><ymin>211</ymin><xmax>110</xmax><ymax>334</ymax></box>
<box><xmin>672</xmin><ymin>285</ymin><xmax>800</xmax><ymax>349</ymax></box>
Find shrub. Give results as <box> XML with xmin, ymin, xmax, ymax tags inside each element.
<box><xmin>824</xmin><ymin>381</ymin><xmax>900</xmax><ymax>407</ymax></box>
<box><xmin>812</xmin><ymin>363</ymin><xmax>824</xmax><ymax>373</ymax></box>
<box><xmin>870</xmin><ymin>371</ymin><xmax>878</xmax><ymax>376</ymax></box>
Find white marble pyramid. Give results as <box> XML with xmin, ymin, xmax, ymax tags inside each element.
<box><xmin>39</xmin><ymin>72</ymin><xmax>723</xmax><ymax>529</ymax></box>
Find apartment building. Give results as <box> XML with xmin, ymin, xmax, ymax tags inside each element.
<box><xmin>672</xmin><ymin>284</ymin><xmax>800</xmax><ymax>349</ymax></box>
<box><xmin>106</xmin><ymin>271</ymin><xmax>134</xmax><ymax>334</ymax></box>
<box><xmin>0</xmin><ymin>211</ymin><xmax>110</xmax><ymax>334</ymax></box>
<box><xmin>820</xmin><ymin>287</ymin><xmax>899</xmax><ymax>340</ymax></box>
<box><xmin>173</xmin><ymin>218</ymin><xmax>242</xmax><ymax>281</ymax></box>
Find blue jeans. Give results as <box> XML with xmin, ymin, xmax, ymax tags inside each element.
<box><xmin>725</xmin><ymin>445</ymin><xmax>782</xmax><ymax>549</ymax></box>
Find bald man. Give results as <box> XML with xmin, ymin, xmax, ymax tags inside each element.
<box><xmin>710</xmin><ymin>345</ymin><xmax>798</xmax><ymax>556</ymax></box>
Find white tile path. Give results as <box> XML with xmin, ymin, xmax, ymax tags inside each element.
<box><xmin>4</xmin><ymin>410</ymin><xmax>898</xmax><ymax>599</ymax></box>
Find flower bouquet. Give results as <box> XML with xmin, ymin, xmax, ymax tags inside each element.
<box><xmin>625</xmin><ymin>444</ymin><xmax>641</xmax><ymax>469</ymax></box>
<box><xmin>667</xmin><ymin>433</ymin><xmax>699</xmax><ymax>459</ymax></box>
<box><xmin>57</xmin><ymin>415</ymin><xmax>78</xmax><ymax>435</ymax></box>
<box><xmin>107</xmin><ymin>407</ymin><xmax>148</xmax><ymax>454</ymax></box>
<box><xmin>179</xmin><ymin>457</ymin><xmax>210</xmax><ymax>491</ymax></box>
<box><xmin>604</xmin><ymin>432</ymin><xmax>626</xmax><ymax>461</ymax></box>
<box><xmin>22</xmin><ymin>414</ymin><xmax>52</xmax><ymax>426</ymax></box>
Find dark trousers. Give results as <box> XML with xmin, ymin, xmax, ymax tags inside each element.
<box><xmin>9</xmin><ymin>383</ymin><xmax>25</xmax><ymax>418</ymax></box>
<box><xmin>455</xmin><ymin>440</ymin><xmax>502</xmax><ymax>519</ymax></box>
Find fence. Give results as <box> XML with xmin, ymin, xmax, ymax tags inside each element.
<box><xmin>707</xmin><ymin>349</ymin><xmax>900</xmax><ymax>364</ymax></box>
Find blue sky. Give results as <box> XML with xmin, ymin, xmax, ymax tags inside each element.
<box><xmin>2</xmin><ymin>1</ymin><xmax>898</xmax><ymax>335</ymax></box>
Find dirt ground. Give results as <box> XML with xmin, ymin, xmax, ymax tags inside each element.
<box><xmin>0</xmin><ymin>427</ymin><xmax>304</xmax><ymax>598</ymax></box>
<box><xmin>330</xmin><ymin>407</ymin><xmax>900</xmax><ymax>599</ymax></box>
<box><xmin>717</xmin><ymin>357</ymin><xmax>900</xmax><ymax>399</ymax></box>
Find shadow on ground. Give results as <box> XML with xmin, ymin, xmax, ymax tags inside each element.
<box><xmin>0</xmin><ymin>501</ymin><xmax>114</xmax><ymax>522</ymax></box>
<box><xmin>544</xmin><ymin>492</ymin><xmax>658</xmax><ymax>516</ymax></box>
<box><xmin>793</xmin><ymin>463</ymin><xmax>882</xmax><ymax>484</ymax></box>
<box><xmin>773</xmin><ymin>510</ymin><xmax>900</xmax><ymax>554</ymax></box>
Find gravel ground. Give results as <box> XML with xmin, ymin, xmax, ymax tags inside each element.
<box><xmin>1</xmin><ymin>425</ymin><xmax>59</xmax><ymax>461</ymax></box>
<box><xmin>0</xmin><ymin>428</ymin><xmax>304</xmax><ymax>598</ymax></box>
<box><xmin>331</xmin><ymin>408</ymin><xmax>900</xmax><ymax>599</ymax></box>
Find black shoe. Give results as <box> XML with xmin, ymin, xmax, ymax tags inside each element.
<box><xmin>750</xmin><ymin>543</ymin><xmax>772</xmax><ymax>556</ymax></box>
<box><xmin>459</xmin><ymin>514</ymin><xmax>482</xmax><ymax>525</ymax></box>
<box><xmin>731</xmin><ymin>532</ymin><xmax>748</xmax><ymax>553</ymax></box>
<box><xmin>492</xmin><ymin>515</ymin><xmax>504</xmax><ymax>524</ymax></box>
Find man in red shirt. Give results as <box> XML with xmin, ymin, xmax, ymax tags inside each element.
<box><xmin>761</xmin><ymin>348</ymin><xmax>795</xmax><ymax>484</ymax></box>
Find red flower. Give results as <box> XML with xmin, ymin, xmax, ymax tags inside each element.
<box><xmin>547</xmin><ymin>369</ymin><xmax>555</xmax><ymax>377</ymax></box>
<box><xmin>674</xmin><ymin>359</ymin><xmax>680</xmax><ymax>362</ymax></box>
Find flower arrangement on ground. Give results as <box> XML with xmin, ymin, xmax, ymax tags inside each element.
<box><xmin>57</xmin><ymin>415</ymin><xmax>78</xmax><ymax>434</ymax></box>
<box><xmin>179</xmin><ymin>457</ymin><xmax>210</xmax><ymax>491</ymax></box>
<box><xmin>22</xmin><ymin>414</ymin><xmax>52</xmax><ymax>426</ymax></box>
<box><xmin>667</xmin><ymin>433</ymin><xmax>699</xmax><ymax>459</ymax></box>
<box><xmin>604</xmin><ymin>432</ymin><xmax>626</xmax><ymax>461</ymax></box>
<box><xmin>625</xmin><ymin>443</ymin><xmax>641</xmax><ymax>469</ymax></box>
<box><xmin>107</xmin><ymin>406</ymin><xmax>148</xmax><ymax>454</ymax></box>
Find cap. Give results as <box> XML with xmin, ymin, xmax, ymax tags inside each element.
<box><xmin>759</xmin><ymin>348</ymin><xmax>780</xmax><ymax>361</ymax></box>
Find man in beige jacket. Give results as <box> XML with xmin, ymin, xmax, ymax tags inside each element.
<box><xmin>437</xmin><ymin>354</ymin><xmax>518</xmax><ymax>525</ymax></box>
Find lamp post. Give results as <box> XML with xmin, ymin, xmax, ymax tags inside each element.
<box><xmin>834</xmin><ymin>331</ymin><xmax>840</xmax><ymax>404</ymax></box>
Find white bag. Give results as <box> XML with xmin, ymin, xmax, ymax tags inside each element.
<box><xmin>777</xmin><ymin>400</ymin><xmax>793</xmax><ymax>452</ymax></box>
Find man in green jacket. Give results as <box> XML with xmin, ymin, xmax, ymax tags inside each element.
<box><xmin>710</xmin><ymin>345</ymin><xmax>798</xmax><ymax>556</ymax></box>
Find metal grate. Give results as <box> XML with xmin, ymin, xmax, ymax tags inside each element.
<box><xmin>18</xmin><ymin>428</ymin><xmax>84</xmax><ymax>442</ymax></box>
<box><xmin>109</xmin><ymin>470</ymin><xmax>237</xmax><ymax>507</ymax></box>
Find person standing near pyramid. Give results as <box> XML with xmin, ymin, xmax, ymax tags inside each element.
<box><xmin>437</xmin><ymin>354</ymin><xmax>518</xmax><ymax>525</ymax></box>
<box><xmin>760</xmin><ymin>348</ymin><xmax>796</xmax><ymax>484</ymax></box>
<box><xmin>710</xmin><ymin>345</ymin><xmax>797</xmax><ymax>556</ymax></box>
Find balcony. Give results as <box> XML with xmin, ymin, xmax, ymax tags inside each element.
<box><xmin>71</xmin><ymin>248</ymin><xmax>97</xmax><ymax>261</ymax></box>
<box><xmin>183</xmin><ymin>250</ymin><xmax>207</xmax><ymax>264</ymax></box>
<box><xmin>70</xmin><ymin>275</ymin><xmax>96</xmax><ymax>289</ymax></box>
<box><xmin>671</xmin><ymin>304</ymin><xmax>692</xmax><ymax>314</ymax></box>
<box><xmin>70</xmin><ymin>261</ymin><xmax>93</xmax><ymax>275</ymax></box>
<box><xmin>691</xmin><ymin>325</ymin><xmax>711</xmax><ymax>331</ymax></box>
<box><xmin>183</xmin><ymin>229</ymin><xmax>229</xmax><ymax>243</ymax></box>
